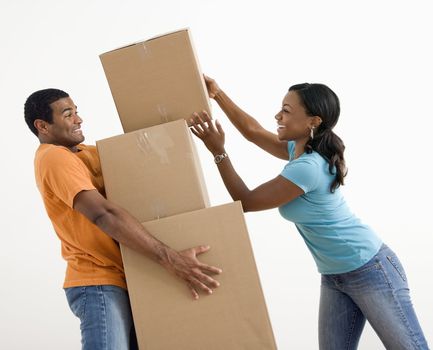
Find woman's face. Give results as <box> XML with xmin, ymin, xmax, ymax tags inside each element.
<box><xmin>275</xmin><ymin>91</ymin><xmax>313</xmax><ymax>141</ymax></box>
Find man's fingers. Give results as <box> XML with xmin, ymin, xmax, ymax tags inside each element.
<box><xmin>190</xmin><ymin>277</ymin><xmax>213</xmax><ymax>296</ymax></box>
<box><xmin>191</xmin><ymin>245</ymin><xmax>222</xmax><ymax>274</ymax></box>
<box><xmin>173</xmin><ymin>246</ymin><xmax>223</xmax><ymax>299</ymax></box>
<box><xmin>197</xmin><ymin>271</ymin><xmax>221</xmax><ymax>288</ymax></box>
<box><xmin>195</xmin><ymin>271</ymin><xmax>220</xmax><ymax>288</ymax></box>
<box><xmin>188</xmin><ymin>282</ymin><xmax>200</xmax><ymax>300</ymax></box>
<box><xmin>199</xmin><ymin>263</ymin><xmax>223</xmax><ymax>275</ymax></box>
<box><xmin>193</xmin><ymin>244</ymin><xmax>210</xmax><ymax>255</ymax></box>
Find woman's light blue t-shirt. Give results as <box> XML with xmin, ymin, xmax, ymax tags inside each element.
<box><xmin>279</xmin><ymin>141</ymin><xmax>382</xmax><ymax>274</ymax></box>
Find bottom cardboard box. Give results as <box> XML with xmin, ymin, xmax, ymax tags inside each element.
<box><xmin>121</xmin><ymin>201</ymin><xmax>277</xmax><ymax>349</ymax></box>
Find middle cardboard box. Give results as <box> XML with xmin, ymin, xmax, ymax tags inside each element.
<box><xmin>96</xmin><ymin>119</ymin><xmax>209</xmax><ymax>222</ymax></box>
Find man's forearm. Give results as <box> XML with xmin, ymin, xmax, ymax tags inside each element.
<box><xmin>94</xmin><ymin>205</ymin><xmax>171</xmax><ymax>265</ymax></box>
<box><xmin>73</xmin><ymin>189</ymin><xmax>221</xmax><ymax>298</ymax></box>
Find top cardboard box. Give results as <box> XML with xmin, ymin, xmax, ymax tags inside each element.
<box><xmin>100</xmin><ymin>29</ymin><xmax>211</xmax><ymax>133</ymax></box>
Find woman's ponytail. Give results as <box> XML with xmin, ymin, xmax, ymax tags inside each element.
<box><xmin>290</xmin><ymin>83</ymin><xmax>347</xmax><ymax>193</ymax></box>
<box><xmin>305</xmin><ymin>128</ymin><xmax>347</xmax><ymax>192</ymax></box>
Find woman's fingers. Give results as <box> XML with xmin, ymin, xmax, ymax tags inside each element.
<box><xmin>200</xmin><ymin>110</ymin><xmax>212</xmax><ymax>124</ymax></box>
<box><xmin>191</xmin><ymin>112</ymin><xmax>213</xmax><ymax>133</ymax></box>
<box><xmin>190</xmin><ymin>113</ymin><xmax>205</xmax><ymax>133</ymax></box>
<box><xmin>190</xmin><ymin>126</ymin><xmax>201</xmax><ymax>138</ymax></box>
<box><xmin>192</xmin><ymin>112</ymin><xmax>205</xmax><ymax>128</ymax></box>
<box><xmin>215</xmin><ymin>119</ymin><xmax>224</xmax><ymax>136</ymax></box>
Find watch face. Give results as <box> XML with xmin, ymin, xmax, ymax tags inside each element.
<box><xmin>214</xmin><ymin>153</ymin><xmax>227</xmax><ymax>164</ymax></box>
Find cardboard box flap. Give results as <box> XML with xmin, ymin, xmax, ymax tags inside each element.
<box><xmin>100</xmin><ymin>28</ymin><xmax>190</xmax><ymax>54</ymax></box>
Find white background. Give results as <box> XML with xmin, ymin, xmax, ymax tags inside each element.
<box><xmin>1</xmin><ymin>0</ymin><xmax>432</xmax><ymax>349</ymax></box>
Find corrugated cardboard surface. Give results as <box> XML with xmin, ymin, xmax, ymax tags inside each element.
<box><xmin>100</xmin><ymin>28</ymin><xmax>211</xmax><ymax>133</ymax></box>
<box><xmin>121</xmin><ymin>202</ymin><xmax>277</xmax><ymax>350</ymax></box>
<box><xmin>96</xmin><ymin>120</ymin><xmax>209</xmax><ymax>222</ymax></box>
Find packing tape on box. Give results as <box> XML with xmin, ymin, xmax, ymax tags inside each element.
<box><xmin>157</xmin><ymin>104</ymin><xmax>170</xmax><ymax>124</ymax></box>
<box><xmin>150</xmin><ymin>199</ymin><xmax>167</xmax><ymax>220</ymax></box>
<box><xmin>136</xmin><ymin>42</ymin><xmax>149</xmax><ymax>60</ymax></box>
<box><xmin>135</xmin><ymin>128</ymin><xmax>174</xmax><ymax>165</ymax></box>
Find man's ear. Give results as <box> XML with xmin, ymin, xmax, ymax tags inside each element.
<box><xmin>34</xmin><ymin>119</ymin><xmax>50</xmax><ymax>135</ymax></box>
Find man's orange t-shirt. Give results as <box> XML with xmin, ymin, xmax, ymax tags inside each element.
<box><xmin>34</xmin><ymin>143</ymin><xmax>127</xmax><ymax>289</ymax></box>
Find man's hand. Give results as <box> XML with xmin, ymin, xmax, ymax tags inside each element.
<box><xmin>163</xmin><ymin>245</ymin><xmax>222</xmax><ymax>300</ymax></box>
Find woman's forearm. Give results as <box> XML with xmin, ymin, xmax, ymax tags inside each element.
<box><xmin>214</xmin><ymin>91</ymin><xmax>262</xmax><ymax>141</ymax></box>
<box><xmin>213</xmin><ymin>152</ymin><xmax>251</xmax><ymax>205</ymax></box>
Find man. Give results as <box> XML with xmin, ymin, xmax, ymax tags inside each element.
<box><xmin>24</xmin><ymin>88</ymin><xmax>222</xmax><ymax>350</ymax></box>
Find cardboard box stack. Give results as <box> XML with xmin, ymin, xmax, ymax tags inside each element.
<box><xmin>97</xmin><ymin>29</ymin><xmax>277</xmax><ymax>349</ymax></box>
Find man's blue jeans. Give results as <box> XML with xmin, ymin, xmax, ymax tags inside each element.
<box><xmin>319</xmin><ymin>244</ymin><xmax>429</xmax><ymax>349</ymax></box>
<box><xmin>65</xmin><ymin>285</ymin><xmax>138</xmax><ymax>350</ymax></box>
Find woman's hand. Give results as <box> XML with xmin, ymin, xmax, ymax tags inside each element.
<box><xmin>190</xmin><ymin>111</ymin><xmax>225</xmax><ymax>156</ymax></box>
<box><xmin>204</xmin><ymin>75</ymin><xmax>221</xmax><ymax>99</ymax></box>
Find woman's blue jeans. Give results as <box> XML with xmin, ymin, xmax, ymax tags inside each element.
<box><xmin>65</xmin><ymin>285</ymin><xmax>138</xmax><ymax>350</ymax></box>
<box><xmin>319</xmin><ymin>244</ymin><xmax>429</xmax><ymax>349</ymax></box>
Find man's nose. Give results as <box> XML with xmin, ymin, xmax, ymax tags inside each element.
<box><xmin>75</xmin><ymin>115</ymin><xmax>83</xmax><ymax>124</ymax></box>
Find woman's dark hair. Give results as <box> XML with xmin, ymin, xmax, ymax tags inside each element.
<box><xmin>289</xmin><ymin>83</ymin><xmax>347</xmax><ymax>192</ymax></box>
<box><xmin>24</xmin><ymin>88</ymin><xmax>69</xmax><ymax>137</ymax></box>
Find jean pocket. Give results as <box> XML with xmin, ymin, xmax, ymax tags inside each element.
<box><xmin>65</xmin><ymin>287</ymin><xmax>86</xmax><ymax>319</ymax></box>
<box><xmin>386</xmin><ymin>255</ymin><xmax>407</xmax><ymax>282</ymax></box>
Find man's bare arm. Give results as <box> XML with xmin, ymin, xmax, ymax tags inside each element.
<box><xmin>73</xmin><ymin>189</ymin><xmax>221</xmax><ymax>299</ymax></box>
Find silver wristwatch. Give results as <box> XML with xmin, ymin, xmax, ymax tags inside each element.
<box><xmin>214</xmin><ymin>152</ymin><xmax>228</xmax><ymax>164</ymax></box>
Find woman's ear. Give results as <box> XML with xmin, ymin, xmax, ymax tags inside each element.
<box><xmin>311</xmin><ymin>116</ymin><xmax>322</xmax><ymax>128</ymax></box>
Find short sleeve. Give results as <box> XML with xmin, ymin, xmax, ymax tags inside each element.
<box><xmin>39</xmin><ymin>147</ymin><xmax>96</xmax><ymax>208</ymax></box>
<box><xmin>280</xmin><ymin>157</ymin><xmax>319</xmax><ymax>193</ymax></box>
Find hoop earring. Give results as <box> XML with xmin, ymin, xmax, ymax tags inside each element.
<box><xmin>310</xmin><ymin>127</ymin><xmax>315</xmax><ymax>139</ymax></box>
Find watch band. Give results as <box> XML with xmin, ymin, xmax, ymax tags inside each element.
<box><xmin>214</xmin><ymin>152</ymin><xmax>228</xmax><ymax>164</ymax></box>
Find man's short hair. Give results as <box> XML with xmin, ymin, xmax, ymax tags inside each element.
<box><xmin>24</xmin><ymin>88</ymin><xmax>69</xmax><ymax>136</ymax></box>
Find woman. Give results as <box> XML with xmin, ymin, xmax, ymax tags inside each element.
<box><xmin>190</xmin><ymin>76</ymin><xmax>429</xmax><ymax>350</ymax></box>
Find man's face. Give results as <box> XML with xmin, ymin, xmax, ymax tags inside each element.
<box><xmin>45</xmin><ymin>97</ymin><xmax>85</xmax><ymax>150</ymax></box>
